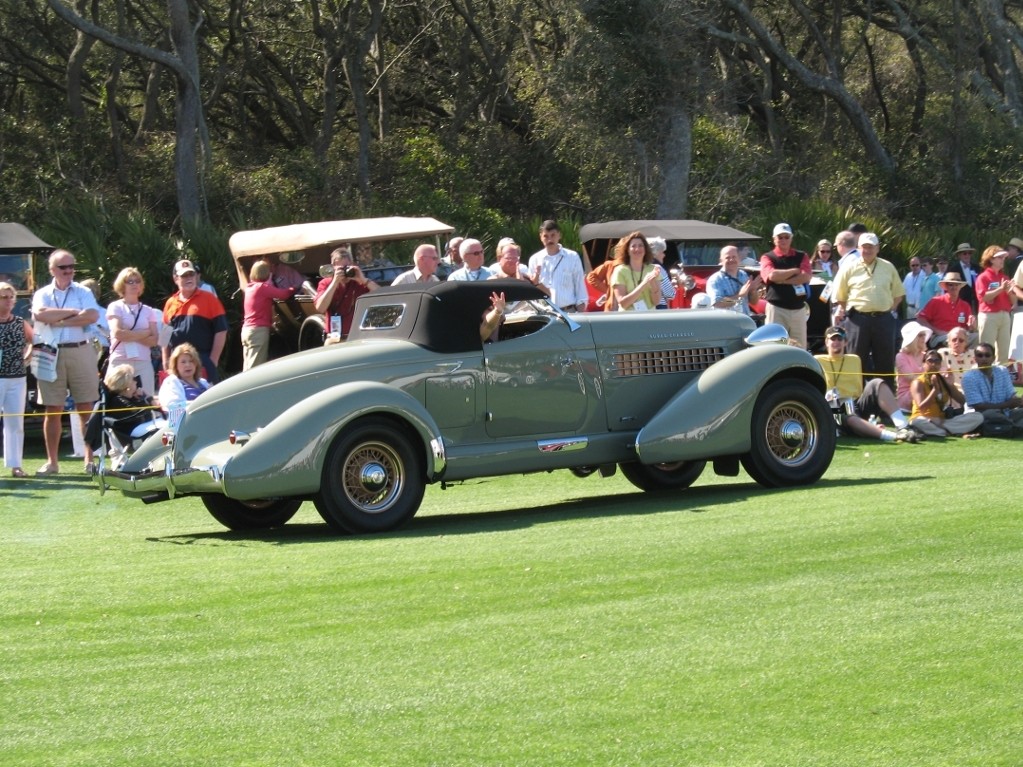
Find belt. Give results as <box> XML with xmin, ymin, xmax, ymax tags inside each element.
<box><xmin>57</xmin><ymin>340</ymin><xmax>88</xmax><ymax>348</ymax></box>
<box><xmin>849</xmin><ymin>308</ymin><xmax>889</xmax><ymax>317</ymax></box>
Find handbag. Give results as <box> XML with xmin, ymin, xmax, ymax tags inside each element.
<box><xmin>980</xmin><ymin>410</ymin><xmax>1015</xmax><ymax>438</ymax></box>
<box><xmin>31</xmin><ymin>344</ymin><xmax>59</xmax><ymax>382</ymax></box>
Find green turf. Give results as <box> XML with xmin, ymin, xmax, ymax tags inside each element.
<box><xmin>2</xmin><ymin>434</ymin><xmax>1020</xmax><ymax>765</ymax></box>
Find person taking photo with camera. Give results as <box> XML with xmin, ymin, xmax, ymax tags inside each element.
<box><xmin>314</xmin><ymin>246</ymin><xmax>379</xmax><ymax>341</ymax></box>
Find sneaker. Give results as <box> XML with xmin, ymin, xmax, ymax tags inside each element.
<box><xmin>894</xmin><ymin>427</ymin><xmax>920</xmax><ymax>443</ymax></box>
<box><xmin>35</xmin><ymin>463</ymin><xmax>59</xmax><ymax>476</ymax></box>
<box><xmin>83</xmin><ymin>463</ymin><xmax>97</xmax><ymax>475</ymax></box>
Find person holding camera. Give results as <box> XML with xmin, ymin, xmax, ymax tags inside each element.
<box><xmin>314</xmin><ymin>246</ymin><xmax>378</xmax><ymax>341</ymax></box>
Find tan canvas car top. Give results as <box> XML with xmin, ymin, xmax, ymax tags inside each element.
<box><xmin>229</xmin><ymin>216</ymin><xmax>454</xmax><ymax>287</ymax></box>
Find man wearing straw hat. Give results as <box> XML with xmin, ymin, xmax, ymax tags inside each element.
<box><xmin>915</xmin><ymin>272</ymin><xmax>977</xmax><ymax>348</ymax></box>
<box><xmin>953</xmin><ymin>242</ymin><xmax>979</xmax><ymax>309</ymax></box>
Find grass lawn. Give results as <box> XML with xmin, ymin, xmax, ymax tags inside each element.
<box><xmin>2</xmin><ymin>431</ymin><xmax>1020</xmax><ymax>766</ymax></box>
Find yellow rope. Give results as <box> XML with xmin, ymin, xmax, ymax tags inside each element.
<box><xmin>0</xmin><ymin>404</ymin><xmax>164</xmax><ymax>419</ymax></box>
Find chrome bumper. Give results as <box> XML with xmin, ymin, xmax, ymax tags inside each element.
<box><xmin>96</xmin><ymin>455</ymin><xmax>225</xmax><ymax>500</ymax></box>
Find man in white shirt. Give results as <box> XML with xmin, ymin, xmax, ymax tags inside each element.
<box><xmin>31</xmin><ymin>249</ymin><xmax>101</xmax><ymax>475</ymax></box>
<box><xmin>527</xmin><ymin>220</ymin><xmax>587</xmax><ymax>312</ymax></box>
<box><xmin>834</xmin><ymin>230</ymin><xmax>859</xmax><ymax>272</ymax></box>
<box><xmin>447</xmin><ymin>239</ymin><xmax>493</xmax><ymax>282</ymax></box>
<box><xmin>902</xmin><ymin>256</ymin><xmax>924</xmax><ymax>318</ymax></box>
<box><xmin>391</xmin><ymin>244</ymin><xmax>441</xmax><ymax>285</ymax></box>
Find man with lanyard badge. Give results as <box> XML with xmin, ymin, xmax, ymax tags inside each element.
<box><xmin>528</xmin><ymin>220</ymin><xmax>587</xmax><ymax>312</ymax></box>
<box><xmin>31</xmin><ymin>249</ymin><xmax>101</xmax><ymax>475</ymax></box>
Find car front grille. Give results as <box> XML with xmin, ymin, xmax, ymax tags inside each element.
<box><xmin>613</xmin><ymin>347</ymin><xmax>725</xmax><ymax>377</ymax></box>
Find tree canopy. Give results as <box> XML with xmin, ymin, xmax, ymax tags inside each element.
<box><xmin>4</xmin><ymin>0</ymin><xmax>1023</xmax><ymax>236</ymax></box>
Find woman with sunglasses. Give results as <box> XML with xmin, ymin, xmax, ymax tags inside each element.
<box><xmin>811</xmin><ymin>239</ymin><xmax>836</xmax><ymax>279</ymax></box>
<box><xmin>106</xmin><ymin>267</ymin><xmax>160</xmax><ymax>396</ymax></box>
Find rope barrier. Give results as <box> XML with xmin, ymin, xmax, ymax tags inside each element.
<box><xmin>0</xmin><ymin>403</ymin><xmax>164</xmax><ymax>420</ymax></box>
<box><xmin>817</xmin><ymin>361</ymin><xmax>1009</xmax><ymax>380</ymax></box>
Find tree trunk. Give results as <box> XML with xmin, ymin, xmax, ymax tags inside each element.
<box><xmin>65</xmin><ymin>0</ymin><xmax>96</xmax><ymax>122</ymax></box>
<box><xmin>47</xmin><ymin>0</ymin><xmax>208</xmax><ymax>223</ymax></box>
<box><xmin>656</xmin><ymin>101</ymin><xmax>692</xmax><ymax>219</ymax></box>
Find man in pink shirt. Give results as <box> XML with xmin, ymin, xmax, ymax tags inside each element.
<box><xmin>915</xmin><ymin>272</ymin><xmax>977</xmax><ymax>348</ymax></box>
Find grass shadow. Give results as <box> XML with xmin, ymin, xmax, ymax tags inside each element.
<box><xmin>147</xmin><ymin>474</ymin><xmax>914</xmax><ymax>546</ymax></box>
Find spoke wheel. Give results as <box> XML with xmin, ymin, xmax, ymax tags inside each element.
<box><xmin>316</xmin><ymin>417</ymin><xmax>424</xmax><ymax>534</ymax></box>
<box><xmin>298</xmin><ymin>314</ymin><xmax>326</xmax><ymax>351</ymax></box>
<box><xmin>741</xmin><ymin>379</ymin><xmax>835</xmax><ymax>488</ymax></box>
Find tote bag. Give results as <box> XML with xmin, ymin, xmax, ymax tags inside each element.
<box><xmin>31</xmin><ymin>344</ymin><xmax>59</xmax><ymax>382</ymax></box>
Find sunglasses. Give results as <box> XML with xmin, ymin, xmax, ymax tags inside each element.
<box><xmin>124</xmin><ymin>279</ymin><xmax>142</xmax><ymax>285</ymax></box>
<box><xmin>974</xmin><ymin>352</ymin><xmax>993</xmax><ymax>358</ymax></box>
<box><xmin>56</xmin><ymin>264</ymin><xmax>76</xmax><ymax>271</ymax></box>
<box><xmin>819</xmin><ymin>249</ymin><xmax>832</xmax><ymax>254</ymax></box>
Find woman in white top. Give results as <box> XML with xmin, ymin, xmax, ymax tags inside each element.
<box><xmin>158</xmin><ymin>342</ymin><xmax>211</xmax><ymax>417</ymax></box>
<box><xmin>106</xmin><ymin>267</ymin><xmax>160</xmax><ymax>395</ymax></box>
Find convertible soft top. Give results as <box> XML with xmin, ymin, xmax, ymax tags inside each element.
<box><xmin>351</xmin><ymin>279</ymin><xmax>549</xmax><ymax>353</ymax></box>
<box><xmin>579</xmin><ymin>220</ymin><xmax>758</xmax><ymax>244</ymax></box>
<box><xmin>228</xmin><ymin>217</ymin><xmax>454</xmax><ymax>258</ymax></box>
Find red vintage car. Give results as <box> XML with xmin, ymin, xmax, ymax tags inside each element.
<box><xmin>579</xmin><ymin>219</ymin><xmax>832</xmax><ymax>350</ymax></box>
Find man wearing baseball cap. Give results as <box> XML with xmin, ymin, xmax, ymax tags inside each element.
<box><xmin>815</xmin><ymin>325</ymin><xmax>920</xmax><ymax>443</ymax></box>
<box><xmin>759</xmin><ymin>223</ymin><xmax>812</xmax><ymax>348</ymax></box>
<box><xmin>831</xmin><ymin>232</ymin><xmax>905</xmax><ymax>387</ymax></box>
<box><xmin>162</xmin><ymin>259</ymin><xmax>229</xmax><ymax>383</ymax></box>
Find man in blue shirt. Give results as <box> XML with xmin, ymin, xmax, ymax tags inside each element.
<box><xmin>961</xmin><ymin>343</ymin><xmax>1023</xmax><ymax>431</ymax></box>
<box><xmin>706</xmin><ymin>245</ymin><xmax>761</xmax><ymax>315</ymax></box>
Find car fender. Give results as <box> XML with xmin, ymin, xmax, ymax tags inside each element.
<box><xmin>635</xmin><ymin>344</ymin><xmax>825</xmax><ymax>464</ymax></box>
<box><xmin>217</xmin><ymin>381</ymin><xmax>445</xmax><ymax>500</ymax></box>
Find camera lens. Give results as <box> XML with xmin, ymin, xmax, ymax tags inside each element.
<box><xmin>344</xmin><ymin>266</ymin><xmax>358</xmax><ymax>278</ymax></box>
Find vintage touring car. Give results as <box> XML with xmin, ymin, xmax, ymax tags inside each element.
<box><xmin>97</xmin><ymin>279</ymin><xmax>835</xmax><ymax>534</ymax></box>
<box><xmin>228</xmin><ymin>216</ymin><xmax>454</xmax><ymax>356</ymax></box>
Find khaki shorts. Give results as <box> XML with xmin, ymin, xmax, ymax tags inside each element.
<box><xmin>37</xmin><ymin>343</ymin><xmax>100</xmax><ymax>407</ymax></box>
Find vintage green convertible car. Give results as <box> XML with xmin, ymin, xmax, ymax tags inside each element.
<box><xmin>97</xmin><ymin>279</ymin><xmax>835</xmax><ymax>534</ymax></box>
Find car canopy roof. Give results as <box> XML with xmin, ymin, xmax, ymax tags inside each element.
<box><xmin>228</xmin><ymin>216</ymin><xmax>454</xmax><ymax>259</ymax></box>
<box><xmin>0</xmin><ymin>223</ymin><xmax>52</xmax><ymax>252</ymax></box>
<box><xmin>229</xmin><ymin>216</ymin><xmax>454</xmax><ymax>288</ymax></box>
<box><xmin>579</xmin><ymin>220</ymin><xmax>757</xmax><ymax>244</ymax></box>
<box><xmin>350</xmin><ymin>279</ymin><xmax>548</xmax><ymax>353</ymax></box>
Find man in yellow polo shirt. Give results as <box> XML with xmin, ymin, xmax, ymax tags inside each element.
<box><xmin>815</xmin><ymin>325</ymin><xmax>920</xmax><ymax>443</ymax></box>
<box><xmin>831</xmin><ymin>232</ymin><xmax>905</xmax><ymax>388</ymax></box>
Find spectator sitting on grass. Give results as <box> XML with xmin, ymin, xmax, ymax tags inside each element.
<box><xmin>908</xmin><ymin>350</ymin><xmax>983</xmax><ymax>438</ymax></box>
<box><xmin>938</xmin><ymin>326</ymin><xmax>975</xmax><ymax>394</ymax></box>
<box><xmin>961</xmin><ymin>342</ymin><xmax>1023</xmax><ymax>432</ymax></box>
<box><xmin>815</xmin><ymin>325</ymin><xmax>921</xmax><ymax>443</ymax></box>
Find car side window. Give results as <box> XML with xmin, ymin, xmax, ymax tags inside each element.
<box><xmin>360</xmin><ymin>303</ymin><xmax>406</xmax><ymax>331</ymax></box>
